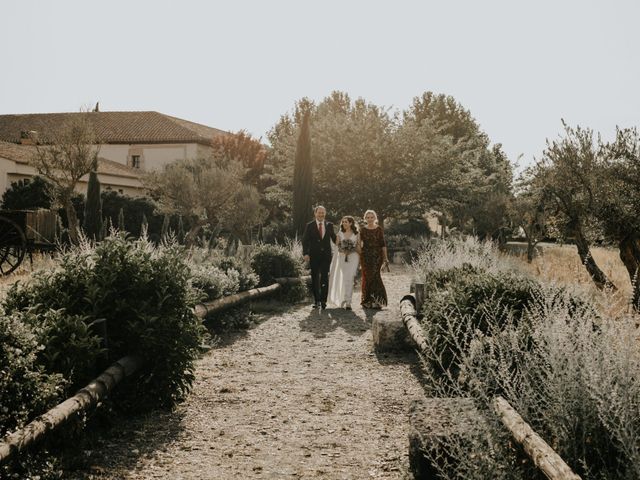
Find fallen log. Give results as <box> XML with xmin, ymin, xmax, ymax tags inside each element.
<box><xmin>399</xmin><ymin>295</ymin><xmax>429</xmax><ymax>354</ymax></box>
<box><xmin>493</xmin><ymin>396</ymin><xmax>581</xmax><ymax>480</ymax></box>
<box><xmin>274</xmin><ymin>275</ymin><xmax>311</xmax><ymax>286</ymax></box>
<box><xmin>193</xmin><ymin>276</ymin><xmax>311</xmax><ymax>319</ymax></box>
<box><xmin>0</xmin><ymin>355</ymin><xmax>142</xmax><ymax>465</ymax></box>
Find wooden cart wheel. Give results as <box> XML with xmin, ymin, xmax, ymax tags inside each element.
<box><xmin>0</xmin><ymin>216</ymin><xmax>27</xmax><ymax>275</ymax></box>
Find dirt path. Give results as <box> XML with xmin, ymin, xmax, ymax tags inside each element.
<box><xmin>74</xmin><ymin>266</ymin><xmax>425</xmax><ymax>479</ymax></box>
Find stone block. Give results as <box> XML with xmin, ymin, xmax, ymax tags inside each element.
<box><xmin>408</xmin><ymin>398</ymin><xmax>486</xmax><ymax>479</ymax></box>
<box><xmin>372</xmin><ymin>315</ymin><xmax>413</xmax><ymax>352</ymax></box>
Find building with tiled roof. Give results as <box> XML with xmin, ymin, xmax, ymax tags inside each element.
<box><xmin>0</xmin><ymin>110</ymin><xmax>229</xmax><ymax>196</ymax></box>
<box><xmin>0</xmin><ymin>140</ymin><xmax>143</xmax><ymax>196</ymax></box>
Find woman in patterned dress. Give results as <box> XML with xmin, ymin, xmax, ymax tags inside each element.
<box><xmin>359</xmin><ymin>209</ymin><xmax>389</xmax><ymax>309</ymax></box>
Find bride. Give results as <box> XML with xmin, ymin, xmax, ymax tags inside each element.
<box><xmin>328</xmin><ymin>216</ymin><xmax>360</xmax><ymax>309</ymax></box>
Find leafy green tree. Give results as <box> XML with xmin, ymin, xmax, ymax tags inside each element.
<box><xmin>266</xmin><ymin>92</ymin><xmax>400</xmax><ymax>226</ymax></box>
<box><xmin>398</xmin><ymin>92</ymin><xmax>512</xmax><ymax>238</ymax></box>
<box><xmin>292</xmin><ymin>110</ymin><xmax>312</xmax><ymax>236</ymax></box>
<box><xmin>0</xmin><ymin>176</ymin><xmax>52</xmax><ymax>210</ymax></box>
<box><xmin>211</xmin><ymin>130</ymin><xmax>266</xmax><ymax>186</ymax></box>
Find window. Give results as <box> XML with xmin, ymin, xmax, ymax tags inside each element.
<box><xmin>131</xmin><ymin>155</ymin><xmax>141</xmax><ymax>169</ymax></box>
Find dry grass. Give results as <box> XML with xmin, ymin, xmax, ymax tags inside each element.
<box><xmin>511</xmin><ymin>243</ymin><xmax>634</xmax><ymax>315</ymax></box>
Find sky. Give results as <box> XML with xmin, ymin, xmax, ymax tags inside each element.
<box><xmin>1</xmin><ymin>0</ymin><xmax>638</xmax><ymax>170</ymax></box>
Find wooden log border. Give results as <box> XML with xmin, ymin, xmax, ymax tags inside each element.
<box><xmin>193</xmin><ymin>275</ymin><xmax>311</xmax><ymax>319</ymax></box>
<box><xmin>493</xmin><ymin>396</ymin><xmax>581</xmax><ymax>480</ymax></box>
<box><xmin>399</xmin><ymin>295</ymin><xmax>429</xmax><ymax>354</ymax></box>
<box><xmin>0</xmin><ymin>275</ymin><xmax>310</xmax><ymax>465</ymax></box>
<box><xmin>399</xmin><ymin>293</ymin><xmax>581</xmax><ymax>480</ymax></box>
<box><xmin>0</xmin><ymin>355</ymin><xmax>142</xmax><ymax>465</ymax></box>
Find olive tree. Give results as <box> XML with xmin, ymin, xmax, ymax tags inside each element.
<box><xmin>30</xmin><ymin>115</ymin><xmax>99</xmax><ymax>244</ymax></box>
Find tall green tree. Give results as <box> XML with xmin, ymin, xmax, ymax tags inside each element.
<box><xmin>266</xmin><ymin>92</ymin><xmax>400</xmax><ymax>227</ymax></box>
<box><xmin>398</xmin><ymin>92</ymin><xmax>513</xmax><ymax>238</ymax></box>
<box><xmin>117</xmin><ymin>207</ymin><xmax>125</xmax><ymax>231</ymax></box>
<box><xmin>83</xmin><ymin>167</ymin><xmax>103</xmax><ymax>240</ymax></box>
<box><xmin>292</xmin><ymin>110</ymin><xmax>312</xmax><ymax>236</ymax></box>
<box><xmin>265</xmin><ymin>91</ymin><xmax>511</xmax><ymax>234</ymax></box>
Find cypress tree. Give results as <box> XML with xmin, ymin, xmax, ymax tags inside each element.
<box><xmin>141</xmin><ymin>212</ymin><xmax>148</xmax><ymax>237</ymax></box>
<box><xmin>83</xmin><ymin>169</ymin><xmax>103</xmax><ymax>240</ymax></box>
<box><xmin>117</xmin><ymin>207</ymin><xmax>125</xmax><ymax>232</ymax></box>
<box><xmin>292</xmin><ymin>111</ymin><xmax>313</xmax><ymax>237</ymax></box>
<box><xmin>161</xmin><ymin>214</ymin><xmax>170</xmax><ymax>240</ymax></box>
<box><xmin>177</xmin><ymin>215</ymin><xmax>185</xmax><ymax>244</ymax></box>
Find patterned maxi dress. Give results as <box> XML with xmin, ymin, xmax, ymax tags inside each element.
<box><xmin>360</xmin><ymin>226</ymin><xmax>388</xmax><ymax>306</ymax></box>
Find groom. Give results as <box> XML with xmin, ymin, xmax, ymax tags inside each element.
<box><xmin>302</xmin><ymin>205</ymin><xmax>337</xmax><ymax>310</ymax></box>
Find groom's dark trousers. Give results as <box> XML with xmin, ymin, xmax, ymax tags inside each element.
<box><xmin>302</xmin><ymin>220</ymin><xmax>336</xmax><ymax>305</ymax></box>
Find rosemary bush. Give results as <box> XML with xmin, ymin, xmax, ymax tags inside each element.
<box><xmin>412</xmin><ymin>238</ymin><xmax>640</xmax><ymax>479</ymax></box>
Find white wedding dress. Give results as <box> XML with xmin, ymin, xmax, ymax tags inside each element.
<box><xmin>328</xmin><ymin>231</ymin><xmax>360</xmax><ymax>307</ymax></box>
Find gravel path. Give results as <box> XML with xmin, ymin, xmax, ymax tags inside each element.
<box><xmin>73</xmin><ymin>266</ymin><xmax>425</xmax><ymax>479</ymax></box>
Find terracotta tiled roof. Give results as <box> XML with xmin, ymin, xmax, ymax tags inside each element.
<box><xmin>0</xmin><ymin>141</ymin><xmax>141</xmax><ymax>179</ymax></box>
<box><xmin>0</xmin><ymin>140</ymin><xmax>32</xmax><ymax>164</ymax></box>
<box><xmin>0</xmin><ymin>111</ymin><xmax>227</xmax><ymax>146</ymax></box>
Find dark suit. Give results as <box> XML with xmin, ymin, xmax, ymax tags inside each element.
<box><xmin>302</xmin><ymin>220</ymin><xmax>337</xmax><ymax>305</ymax></box>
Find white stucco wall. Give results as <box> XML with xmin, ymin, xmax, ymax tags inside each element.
<box><xmin>0</xmin><ymin>157</ymin><xmax>16</xmax><ymax>194</ymax></box>
<box><xmin>98</xmin><ymin>143</ymin><xmax>207</xmax><ymax>171</ymax></box>
<box><xmin>0</xmin><ymin>156</ymin><xmax>145</xmax><ymax>199</ymax></box>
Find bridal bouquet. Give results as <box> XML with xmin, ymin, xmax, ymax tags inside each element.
<box><xmin>339</xmin><ymin>238</ymin><xmax>357</xmax><ymax>262</ymax></box>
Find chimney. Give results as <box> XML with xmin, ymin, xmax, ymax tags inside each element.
<box><xmin>19</xmin><ymin>130</ymin><xmax>38</xmax><ymax>145</ymax></box>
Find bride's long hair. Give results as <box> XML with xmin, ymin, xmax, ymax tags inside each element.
<box><xmin>340</xmin><ymin>216</ymin><xmax>359</xmax><ymax>234</ymax></box>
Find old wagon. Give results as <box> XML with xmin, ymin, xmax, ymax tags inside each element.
<box><xmin>0</xmin><ymin>209</ymin><xmax>58</xmax><ymax>275</ymax></box>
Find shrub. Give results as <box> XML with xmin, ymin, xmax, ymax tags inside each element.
<box><xmin>190</xmin><ymin>265</ymin><xmax>240</xmax><ymax>300</ymax></box>
<box><xmin>0</xmin><ymin>312</ymin><xmax>62</xmax><ymax>438</ymax></box>
<box><xmin>385</xmin><ymin>217</ymin><xmax>432</xmax><ymax>237</ymax></box>
<box><xmin>385</xmin><ymin>234</ymin><xmax>412</xmax><ymax>250</ymax></box>
<box><xmin>413</xmin><ymin>237</ymin><xmax>638</xmax><ymax>479</ymax></box>
<box><xmin>455</xmin><ymin>292</ymin><xmax>635</xmax><ymax>479</ymax></box>
<box><xmin>186</xmin><ymin>248</ymin><xmax>259</xmax><ymax>299</ymax></box>
<box><xmin>215</xmin><ymin>256</ymin><xmax>259</xmax><ymax>292</ymax></box>
<box><xmin>21</xmin><ymin>309</ymin><xmax>104</xmax><ymax>392</ymax></box>
<box><xmin>419</xmin><ymin>265</ymin><xmax>543</xmax><ymax>383</ymax></box>
<box><xmin>4</xmin><ymin>234</ymin><xmax>205</xmax><ymax>411</ymax></box>
<box><xmin>250</xmin><ymin>243</ymin><xmax>304</xmax><ymax>286</ymax></box>
<box><xmin>250</xmin><ymin>242</ymin><xmax>307</xmax><ymax>302</ymax></box>
<box><xmin>0</xmin><ymin>176</ymin><xmax>52</xmax><ymax>210</ymax></box>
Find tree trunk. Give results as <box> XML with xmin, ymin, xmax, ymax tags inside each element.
<box><xmin>526</xmin><ymin>239</ymin><xmax>536</xmax><ymax>264</ymax></box>
<box><xmin>184</xmin><ymin>223</ymin><xmax>203</xmax><ymax>247</ymax></box>
<box><xmin>65</xmin><ymin>199</ymin><xmax>80</xmax><ymax>244</ymax></box>
<box><xmin>619</xmin><ymin>234</ymin><xmax>640</xmax><ymax>310</ymax></box>
<box><xmin>573</xmin><ymin>227</ymin><xmax>616</xmax><ymax>291</ymax></box>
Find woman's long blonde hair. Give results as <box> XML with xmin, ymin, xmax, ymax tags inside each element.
<box><xmin>364</xmin><ymin>209</ymin><xmax>378</xmax><ymax>225</ymax></box>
